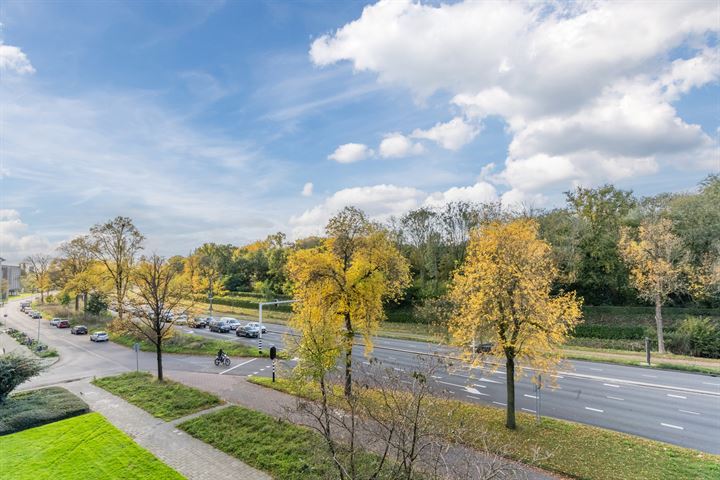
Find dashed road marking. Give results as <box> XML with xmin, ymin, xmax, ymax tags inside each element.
<box><xmin>603</xmin><ymin>383</ymin><xmax>620</xmax><ymax>388</ymax></box>
<box><xmin>606</xmin><ymin>396</ymin><xmax>624</xmax><ymax>401</ymax></box>
<box><xmin>585</xmin><ymin>407</ymin><xmax>604</xmax><ymax>413</ymax></box>
<box><xmin>589</xmin><ymin>368</ymin><xmax>603</xmax><ymax>372</ymax></box>
<box><xmin>702</xmin><ymin>382</ymin><xmax>720</xmax><ymax>386</ymax></box>
<box><xmin>465</xmin><ymin>387</ymin><xmax>488</xmax><ymax>396</ymax></box>
<box><xmin>679</xmin><ymin>409</ymin><xmax>700</xmax><ymax>415</ymax></box>
<box><xmin>471</xmin><ymin>383</ymin><xmax>487</xmax><ymax>388</ymax></box>
<box><xmin>661</xmin><ymin>423</ymin><xmax>684</xmax><ymax>430</ymax></box>
<box><xmin>492</xmin><ymin>401</ymin><xmax>506</xmax><ymax>406</ymax></box>
<box><xmin>667</xmin><ymin>394</ymin><xmax>687</xmax><ymax>399</ymax></box>
<box><xmin>521</xmin><ymin>408</ymin><xmax>536</xmax><ymax>413</ymax></box>
<box><xmin>524</xmin><ymin>394</ymin><xmax>537</xmax><ymax>399</ymax></box>
<box><xmin>641</xmin><ymin>374</ymin><xmax>657</xmax><ymax>378</ymax></box>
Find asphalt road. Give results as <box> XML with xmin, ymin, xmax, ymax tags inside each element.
<box><xmin>3</xmin><ymin>300</ymin><xmax>719</xmax><ymax>453</ymax></box>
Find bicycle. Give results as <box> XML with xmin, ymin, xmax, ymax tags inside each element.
<box><xmin>214</xmin><ymin>354</ymin><xmax>231</xmax><ymax>367</ymax></box>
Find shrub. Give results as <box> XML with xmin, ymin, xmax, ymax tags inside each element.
<box><xmin>0</xmin><ymin>355</ymin><xmax>43</xmax><ymax>404</ymax></box>
<box><xmin>667</xmin><ymin>317</ymin><xmax>720</xmax><ymax>358</ymax></box>
<box><xmin>0</xmin><ymin>387</ymin><xmax>89</xmax><ymax>435</ymax></box>
<box><xmin>85</xmin><ymin>292</ymin><xmax>108</xmax><ymax>315</ymax></box>
<box><xmin>572</xmin><ymin>324</ymin><xmax>646</xmax><ymax>340</ymax></box>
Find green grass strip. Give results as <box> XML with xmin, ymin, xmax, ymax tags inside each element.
<box><xmin>92</xmin><ymin>372</ymin><xmax>221</xmax><ymax>421</ymax></box>
<box><xmin>0</xmin><ymin>412</ymin><xmax>184</xmax><ymax>480</ymax></box>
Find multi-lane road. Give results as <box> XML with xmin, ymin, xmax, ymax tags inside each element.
<box><xmin>3</xmin><ymin>300</ymin><xmax>719</xmax><ymax>454</ymax></box>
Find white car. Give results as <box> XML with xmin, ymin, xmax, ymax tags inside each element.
<box><xmin>50</xmin><ymin>318</ymin><xmax>63</xmax><ymax>327</ymax></box>
<box><xmin>90</xmin><ymin>331</ymin><xmax>109</xmax><ymax>342</ymax></box>
<box><xmin>174</xmin><ymin>314</ymin><xmax>188</xmax><ymax>325</ymax></box>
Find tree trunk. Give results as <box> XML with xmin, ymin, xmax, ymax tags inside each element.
<box><xmin>156</xmin><ymin>336</ymin><xmax>164</xmax><ymax>382</ymax></box>
<box><xmin>344</xmin><ymin>313</ymin><xmax>353</xmax><ymax>397</ymax></box>
<box><xmin>655</xmin><ymin>294</ymin><xmax>665</xmax><ymax>354</ymax></box>
<box><xmin>505</xmin><ymin>355</ymin><xmax>516</xmax><ymax>429</ymax></box>
<box><xmin>74</xmin><ymin>295</ymin><xmax>79</xmax><ymax>311</ymax></box>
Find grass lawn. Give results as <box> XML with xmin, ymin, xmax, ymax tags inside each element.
<box><xmin>250</xmin><ymin>377</ymin><xmax>720</xmax><ymax>480</ymax></box>
<box><xmin>0</xmin><ymin>412</ymin><xmax>184</xmax><ymax>480</ymax></box>
<box><xmin>92</xmin><ymin>372</ymin><xmax>221</xmax><ymax>421</ymax></box>
<box><xmin>179</xmin><ymin>405</ymin><xmax>392</xmax><ymax>480</ymax></box>
<box><xmin>0</xmin><ymin>387</ymin><xmax>89</xmax><ymax>435</ymax></box>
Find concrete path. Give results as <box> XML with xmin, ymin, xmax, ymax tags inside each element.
<box><xmin>63</xmin><ymin>379</ymin><xmax>270</xmax><ymax>480</ymax></box>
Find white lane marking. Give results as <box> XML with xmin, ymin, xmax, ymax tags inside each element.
<box><xmin>589</xmin><ymin>368</ymin><xmax>603</xmax><ymax>372</ymax></box>
<box><xmin>679</xmin><ymin>409</ymin><xmax>700</xmax><ymax>415</ymax></box>
<box><xmin>661</xmin><ymin>423</ymin><xmax>684</xmax><ymax>430</ymax></box>
<box><xmin>393</xmin><ymin>367</ymin><xmax>404</xmax><ymax>372</ymax></box>
<box><xmin>702</xmin><ymin>382</ymin><xmax>720</xmax><ymax>386</ymax></box>
<box><xmin>606</xmin><ymin>395</ymin><xmax>624</xmax><ymax>401</ymax></box>
<box><xmin>521</xmin><ymin>408</ymin><xmax>536</xmax><ymax>413</ymax></box>
<box><xmin>492</xmin><ymin>401</ymin><xmax>506</xmax><ymax>406</ymax></box>
<box><xmin>667</xmin><ymin>394</ymin><xmax>687</xmax><ymax>399</ymax></box>
<box><xmin>641</xmin><ymin>374</ymin><xmax>657</xmax><ymax>378</ymax></box>
<box><xmin>471</xmin><ymin>383</ymin><xmax>487</xmax><ymax>389</ymax></box>
<box><xmin>524</xmin><ymin>394</ymin><xmax>537</xmax><ymax>399</ymax></box>
<box><xmin>603</xmin><ymin>383</ymin><xmax>620</xmax><ymax>388</ymax></box>
<box><xmin>465</xmin><ymin>387</ymin><xmax>488</xmax><ymax>396</ymax></box>
<box><xmin>478</xmin><ymin>378</ymin><xmax>501</xmax><ymax>384</ymax></box>
<box><xmin>431</xmin><ymin>375</ymin><xmax>442</xmax><ymax>379</ymax></box>
<box><xmin>219</xmin><ymin>357</ymin><xmax>257</xmax><ymax>375</ymax></box>
<box><xmin>585</xmin><ymin>407</ymin><xmax>604</xmax><ymax>413</ymax></box>
<box><xmin>438</xmin><ymin>380</ymin><xmax>466</xmax><ymax>389</ymax></box>
<box><xmin>252</xmin><ymin>371</ymin><xmax>259</xmax><ymax>375</ymax></box>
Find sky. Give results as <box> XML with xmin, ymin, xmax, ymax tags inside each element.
<box><xmin>1</xmin><ymin>0</ymin><xmax>718</xmax><ymax>263</ymax></box>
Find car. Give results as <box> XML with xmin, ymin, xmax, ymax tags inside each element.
<box><xmin>474</xmin><ymin>342</ymin><xmax>494</xmax><ymax>353</ymax></box>
<box><xmin>90</xmin><ymin>331</ymin><xmax>109</xmax><ymax>342</ymax></box>
<box><xmin>209</xmin><ymin>321</ymin><xmax>230</xmax><ymax>333</ymax></box>
<box><xmin>50</xmin><ymin>318</ymin><xmax>63</xmax><ymax>327</ymax></box>
<box><xmin>57</xmin><ymin>320</ymin><xmax>70</xmax><ymax>328</ymax></box>
<box><xmin>30</xmin><ymin>312</ymin><xmax>42</xmax><ymax>319</ymax></box>
<box><xmin>71</xmin><ymin>325</ymin><xmax>88</xmax><ymax>335</ymax></box>
<box><xmin>191</xmin><ymin>317</ymin><xmax>210</xmax><ymax>328</ymax></box>
<box><xmin>246</xmin><ymin>321</ymin><xmax>266</xmax><ymax>334</ymax></box>
<box><xmin>236</xmin><ymin>323</ymin><xmax>260</xmax><ymax>338</ymax></box>
<box><xmin>174</xmin><ymin>314</ymin><xmax>188</xmax><ymax>325</ymax></box>
<box><xmin>223</xmin><ymin>318</ymin><xmax>242</xmax><ymax>331</ymax></box>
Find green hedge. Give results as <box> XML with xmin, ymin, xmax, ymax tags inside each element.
<box><xmin>193</xmin><ymin>294</ymin><xmax>293</xmax><ymax>312</ymax></box>
<box><xmin>572</xmin><ymin>324</ymin><xmax>646</xmax><ymax>340</ymax></box>
<box><xmin>0</xmin><ymin>387</ymin><xmax>89</xmax><ymax>435</ymax></box>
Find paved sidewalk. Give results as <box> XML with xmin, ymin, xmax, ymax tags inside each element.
<box><xmin>63</xmin><ymin>379</ymin><xmax>270</xmax><ymax>480</ymax></box>
<box><xmin>166</xmin><ymin>370</ymin><xmax>562</xmax><ymax>480</ymax></box>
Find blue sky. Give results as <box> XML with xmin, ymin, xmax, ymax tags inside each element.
<box><xmin>1</xmin><ymin>0</ymin><xmax>718</xmax><ymax>262</ymax></box>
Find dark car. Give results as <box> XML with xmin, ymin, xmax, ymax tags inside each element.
<box><xmin>57</xmin><ymin>320</ymin><xmax>70</xmax><ymax>328</ymax></box>
<box><xmin>191</xmin><ymin>317</ymin><xmax>210</xmax><ymax>328</ymax></box>
<box><xmin>209</xmin><ymin>321</ymin><xmax>230</xmax><ymax>333</ymax></box>
<box><xmin>71</xmin><ymin>325</ymin><xmax>88</xmax><ymax>335</ymax></box>
<box><xmin>475</xmin><ymin>342</ymin><xmax>494</xmax><ymax>353</ymax></box>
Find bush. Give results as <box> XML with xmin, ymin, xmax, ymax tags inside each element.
<box><xmin>0</xmin><ymin>355</ymin><xmax>43</xmax><ymax>404</ymax></box>
<box><xmin>5</xmin><ymin>329</ymin><xmax>59</xmax><ymax>358</ymax></box>
<box><xmin>667</xmin><ymin>317</ymin><xmax>720</xmax><ymax>358</ymax></box>
<box><xmin>0</xmin><ymin>386</ymin><xmax>89</xmax><ymax>435</ymax></box>
<box><xmin>572</xmin><ymin>324</ymin><xmax>646</xmax><ymax>340</ymax></box>
<box><xmin>85</xmin><ymin>292</ymin><xmax>108</xmax><ymax>315</ymax></box>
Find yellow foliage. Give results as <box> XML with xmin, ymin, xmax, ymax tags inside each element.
<box><xmin>449</xmin><ymin>219</ymin><xmax>583</xmax><ymax>378</ymax></box>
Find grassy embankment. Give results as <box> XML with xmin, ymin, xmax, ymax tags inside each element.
<box><xmin>0</xmin><ymin>387</ymin><xmax>89</xmax><ymax>435</ymax></box>
<box><xmin>249</xmin><ymin>376</ymin><xmax>720</xmax><ymax>480</ymax></box>
<box><xmin>92</xmin><ymin>372</ymin><xmax>221</xmax><ymax>421</ymax></box>
<box><xmin>0</xmin><ymin>413</ymin><xmax>184</xmax><ymax>480</ymax></box>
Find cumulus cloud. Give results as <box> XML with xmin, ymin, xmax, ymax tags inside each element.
<box><xmin>0</xmin><ymin>210</ymin><xmax>51</xmax><ymax>262</ymax></box>
<box><xmin>310</xmin><ymin>0</ymin><xmax>720</xmax><ymax>196</ymax></box>
<box><xmin>301</xmin><ymin>182</ymin><xmax>314</xmax><ymax>196</ymax></box>
<box><xmin>379</xmin><ymin>133</ymin><xmax>424</xmax><ymax>158</ymax></box>
<box><xmin>411</xmin><ymin>117</ymin><xmax>480</xmax><ymax>151</ymax></box>
<box><xmin>291</xmin><ymin>181</ymin><xmax>499</xmax><ymax>238</ymax></box>
<box><xmin>328</xmin><ymin>143</ymin><xmax>374</xmax><ymax>163</ymax></box>
<box><xmin>0</xmin><ymin>43</ymin><xmax>35</xmax><ymax>75</ymax></box>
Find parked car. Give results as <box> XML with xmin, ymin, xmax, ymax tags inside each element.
<box><xmin>57</xmin><ymin>320</ymin><xmax>70</xmax><ymax>328</ymax></box>
<box><xmin>50</xmin><ymin>318</ymin><xmax>63</xmax><ymax>327</ymax></box>
<box><xmin>474</xmin><ymin>342</ymin><xmax>494</xmax><ymax>353</ymax></box>
<box><xmin>71</xmin><ymin>325</ymin><xmax>88</xmax><ymax>335</ymax></box>
<box><xmin>223</xmin><ymin>318</ymin><xmax>242</xmax><ymax>331</ymax></box>
<box><xmin>209</xmin><ymin>321</ymin><xmax>230</xmax><ymax>333</ymax></box>
<box><xmin>30</xmin><ymin>312</ymin><xmax>42</xmax><ymax>319</ymax></box>
<box><xmin>245</xmin><ymin>321</ymin><xmax>266</xmax><ymax>334</ymax></box>
<box><xmin>174</xmin><ymin>314</ymin><xmax>188</xmax><ymax>325</ymax></box>
<box><xmin>90</xmin><ymin>331</ymin><xmax>109</xmax><ymax>342</ymax></box>
<box><xmin>191</xmin><ymin>317</ymin><xmax>210</xmax><ymax>328</ymax></box>
<box><xmin>236</xmin><ymin>323</ymin><xmax>259</xmax><ymax>338</ymax></box>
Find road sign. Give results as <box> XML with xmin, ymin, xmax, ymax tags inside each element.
<box><xmin>133</xmin><ymin>342</ymin><xmax>140</xmax><ymax>352</ymax></box>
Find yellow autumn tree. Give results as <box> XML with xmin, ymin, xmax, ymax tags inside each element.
<box><xmin>619</xmin><ymin>218</ymin><xmax>686</xmax><ymax>354</ymax></box>
<box><xmin>449</xmin><ymin>219</ymin><xmax>582</xmax><ymax>429</ymax></box>
<box><xmin>287</xmin><ymin>207</ymin><xmax>411</xmax><ymax>396</ymax></box>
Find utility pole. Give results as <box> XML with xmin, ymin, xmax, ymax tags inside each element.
<box><xmin>257</xmin><ymin>299</ymin><xmax>299</xmax><ymax>355</ymax></box>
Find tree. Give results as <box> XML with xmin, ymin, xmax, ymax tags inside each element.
<box><xmin>56</xmin><ymin>236</ymin><xmax>94</xmax><ymax>310</ymax></box>
<box><xmin>89</xmin><ymin>217</ymin><xmax>144</xmax><ymax>321</ymax></box>
<box><xmin>287</xmin><ymin>207</ymin><xmax>411</xmax><ymax>397</ymax></box>
<box><xmin>85</xmin><ymin>291</ymin><xmax>109</xmax><ymax>315</ymax></box>
<box><xmin>449</xmin><ymin>219</ymin><xmax>582</xmax><ymax>429</ymax></box>
<box><xmin>123</xmin><ymin>254</ymin><xmax>192</xmax><ymax>381</ymax></box>
<box><xmin>0</xmin><ymin>355</ymin><xmax>43</xmax><ymax>404</ymax></box>
<box><xmin>566</xmin><ymin>185</ymin><xmax>636</xmax><ymax>304</ymax></box>
<box><xmin>24</xmin><ymin>254</ymin><xmax>52</xmax><ymax>303</ymax></box>
<box><xmin>193</xmin><ymin>243</ymin><xmax>232</xmax><ymax>314</ymax></box>
<box><xmin>619</xmin><ymin>218</ymin><xmax>686</xmax><ymax>353</ymax></box>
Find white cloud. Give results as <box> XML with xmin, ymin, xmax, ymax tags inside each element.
<box><xmin>423</xmin><ymin>182</ymin><xmax>497</xmax><ymax>208</ymax></box>
<box><xmin>328</xmin><ymin>143</ymin><xmax>373</xmax><ymax>163</ymax></box>
<box><xmin>301</xmin><ymin>182</ymin><xmax>314</xmax><ymax>196</ymax></box>
<box><xmin>411</xmin><ymin>117</ymin><xmax>480</xmax><ymax>151</ymax></box>
<box><xmin>310</xmin><ymin>0</ymin><xmax>720</xmax><ymax>196</ymax></box>
<box><xmin>0</xmin><ymin>210</ymin><xmax>52</xmax><ymax>263</ymax></box>
<box><xmin>290</xmin><ymin>184</ymin><xmax>425</xmax><ymax>237</ymax></box>
<box><xmin>0</xmin><ymin>43</ymin><xmax>35</xmax><ymax>75</ymax></box>
<box><xmin>379</xmin><ymin>133</ymin><xmax>424</xmax><ymax>158</ymax></box>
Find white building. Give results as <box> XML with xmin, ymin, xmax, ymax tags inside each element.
<box><xmin>1</xmin><ymin>264</ymin><xmax>22</xmax><ymax>295</ymax></box>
